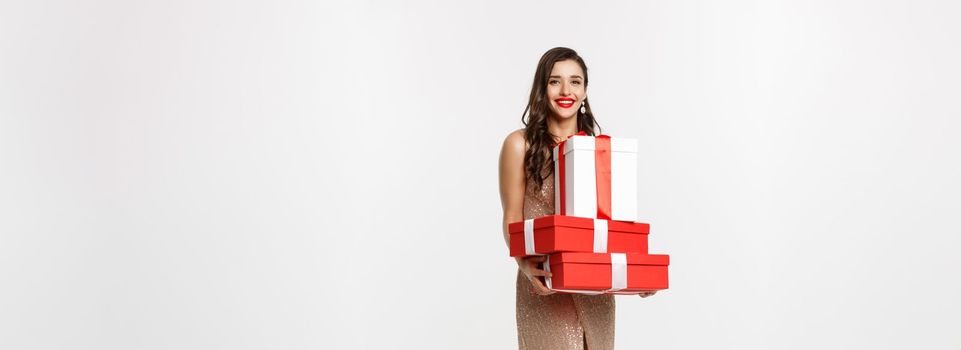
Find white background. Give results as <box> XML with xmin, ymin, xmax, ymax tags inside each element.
<box><xmin>2</xmin><ymin>0</ymin><xmax>960</xmax><ymax>349</ymax></box>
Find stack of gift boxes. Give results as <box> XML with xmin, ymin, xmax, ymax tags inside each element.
<box><xmin>508</xmin><ymin>133</ymin><xmax>670</xmax><ymax>294</ymax></box>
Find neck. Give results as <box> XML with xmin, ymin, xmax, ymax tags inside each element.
<box><xmin>547</xmin><ymin>115</ymin><xmax>578</xmax><ymax>143</ymax></box>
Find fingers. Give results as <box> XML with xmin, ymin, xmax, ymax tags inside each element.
<box><xmin>520</xmin><ymin>256</ymin><xmax>554</xmax><ymax>295</ymax></box>
<box><xmin>522</xmin><ymin>257</ymin><xmax>552</xmax><ymax>278</ymax></box>
<box><xmin>525</xmin><ymin>267</ymin><xmax>552</xmax><ymax>278</ymax></box>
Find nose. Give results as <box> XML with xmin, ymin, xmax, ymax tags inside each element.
<box><xmin>560</xmin><ymin>82</ymin><xmax>572</xmax><ymax>96</ymax></box>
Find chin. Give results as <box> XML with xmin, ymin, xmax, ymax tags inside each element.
<box><xmin>551</xmin><ymin>108</ymin><xmax>578</xmax><ymax>120</ymax></box>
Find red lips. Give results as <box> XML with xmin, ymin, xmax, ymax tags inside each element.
<box><xmin>554</xmin><ymin>97</ymin><xmax>576</xmax><ymax>108</ymax></box>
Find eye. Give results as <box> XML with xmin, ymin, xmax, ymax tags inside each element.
<box><xmin>549</xmin><ymin>80</ymin><xmax>559</xmax><ymax>85</ymax></box>
<box><xmin>572</xmin><ymin>80</ymin><xmax>582</xmax><ymax>85</ymax></box>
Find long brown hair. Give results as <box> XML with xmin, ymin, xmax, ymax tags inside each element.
<box><xmin>522</xmin><ymin>47</ymin><xmax>600</xmax><ymax>188</ymax></box>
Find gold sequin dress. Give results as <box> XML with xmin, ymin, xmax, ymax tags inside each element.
<box><xmin>516</xmin><ymin>171</ymin><xmax>616</xmax><ymax>350</ymax></box>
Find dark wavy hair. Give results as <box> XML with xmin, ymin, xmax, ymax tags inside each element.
<box><xmin>522</xmin><ymin>47</ymin><xmax>600</xmax><ymax>188</ymax></box>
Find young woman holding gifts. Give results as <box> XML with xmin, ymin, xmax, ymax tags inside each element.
<box><xmin>499</xmin><ymin>47</ymin><xmax>655</xmax><ymax>349</ymax></box>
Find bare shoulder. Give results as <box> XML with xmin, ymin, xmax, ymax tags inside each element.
<box><xmin>501</xmin><ymin>128</ymin><xmax>528</xmax><ymax>156</ymax></box>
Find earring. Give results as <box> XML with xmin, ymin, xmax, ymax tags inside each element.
<box><xmin>580</xmin><ymin>103</ymin><xmax>586</xmax><ymax>114</ymax></box>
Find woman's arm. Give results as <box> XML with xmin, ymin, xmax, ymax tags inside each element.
<box><xmin>499</xmin><ymin>129</ymin><xmax>526</xmax><ymax>247</ymax></box>
<box><xmin>499</xmin><ymin>129</ymin><xmax>553</xmax><ymax>295</ymax></box>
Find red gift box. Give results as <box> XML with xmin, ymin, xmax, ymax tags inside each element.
<box><xmin>544</xmin><ymin>252</ymin><xmax>669</xmax><ymax>294</ymax></box>
<box><xmin>508</xmin><ymin>215</ymin><xmax>649</xmax><ymax>257</ymax></box>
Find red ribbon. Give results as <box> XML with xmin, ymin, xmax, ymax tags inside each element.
<box><xmin>556</xmin><ymin>132</ymin><xmax>612</xmax><ymax>220</ymax></box>
<box><xmin>594</xmin><ymin>135</ymin><xmax>612</xmax><ymax>220</ymax></box>
<box><xmin>557</xmin><ymin>141</ymin><xmax>566</xmax><ymax>216</ymax></box>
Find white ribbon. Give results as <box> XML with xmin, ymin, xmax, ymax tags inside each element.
<box><xmin>610</xmin><ymin>253</ymin><xmax>627</xmax><ymax>291</ymax></box>
<box><xmin>544</xmin><ymin>255</ymin><xmax>553</xmax><ymax>289</ymax></box>
<box><xmin>524</xmin><ymin>219</ymin><xmax>536</xmax><ymax>255</ymax></box>
<box><xmin>592</xmin><ymin>219</ymin><xmax>608</xmax><ymax>253</ymax></box>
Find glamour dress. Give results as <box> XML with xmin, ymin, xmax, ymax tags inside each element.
<box><xmin>516</xmin><ymin>171</ymin><xmax>616</xmax><ymax>350</ymax></box>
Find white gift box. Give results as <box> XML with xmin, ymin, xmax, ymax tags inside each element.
<box><xmin>553</xmin><ymin>134</ymin><xmax>638</xmax><ymax>222</ymax></box>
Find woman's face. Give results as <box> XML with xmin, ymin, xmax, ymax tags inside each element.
<box><xmin>545</xmin><ymin>59</ymin><xmax>587</xmax><ymax>120</ymax></box>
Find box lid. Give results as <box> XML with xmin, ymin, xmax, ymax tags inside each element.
<box><xmin>508</xmin><ymin>215</ymin><xmax>649</xmax><ymax>234</ymax></box>
<box><xmin>558</xmin><ymin>135</ymin><xmax>638</xmax><ymax>155</ymax></box>
<box><xmin>550</xmin><ymin>252</ymin><xmax>670</xmax><ymax>266</ymax></box>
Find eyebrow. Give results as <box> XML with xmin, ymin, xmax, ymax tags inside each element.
<box><xmin>549</xmin><ymin>75</ymin><xmax>583</xmax><ymax>79</ymax></box>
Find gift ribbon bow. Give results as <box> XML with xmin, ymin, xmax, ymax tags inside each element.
<box><xmin>556</xmin><ymin>131</ymin><xmax>613</xmax><ymax>220</ymax></box>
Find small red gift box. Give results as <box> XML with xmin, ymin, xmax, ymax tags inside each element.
<box><xmin>544</xmin><ymin>252</ymin><xmax>669</xmax><ymax>294</ymax></box>
<box><xmin>508</xmin><ymin>215</ymin><xmax>649</xmax><ymax>257</ymax></box>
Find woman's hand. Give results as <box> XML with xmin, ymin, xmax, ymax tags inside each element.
<box><xmin>638</xmin><ymin>291</ymin><xmax>657</xmax><ymax>298</ymax></box>
<box><xmin>517</xmin><ymin>256</ymin><xmax>554</xmax><ymax>295</ymax></box>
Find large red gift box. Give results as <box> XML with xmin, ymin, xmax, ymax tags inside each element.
<box><xmin>544</xmin><ymin>252</ymin><xmax>669</xmax><ymax>294</ymax></box>
<box><xmin>508</xmin><ymin>215</ymin><xmax>649</xmax><ymax>257</ymax></box>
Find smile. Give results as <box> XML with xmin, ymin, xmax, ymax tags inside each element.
<box><xmin>554</xmin><ymin>98</ymin><xmax>576</xmax><ymax>108</ymax></box>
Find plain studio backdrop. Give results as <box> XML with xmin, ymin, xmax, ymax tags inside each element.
<box><xmin>2</xmin><ymin>0</ymin><xmax>960</xmax><ymax>349</ymax></box>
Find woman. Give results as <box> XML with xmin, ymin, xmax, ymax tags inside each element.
<box><xmin>498</xmin><ymin>47</ymin><xmax>655</xmax><ymax>350</ymax></box>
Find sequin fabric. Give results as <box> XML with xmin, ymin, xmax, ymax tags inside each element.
<box><xmin>516</xmin><ymin>170</ymin><xmax>616</xmax><ymax>350</ymax></box>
